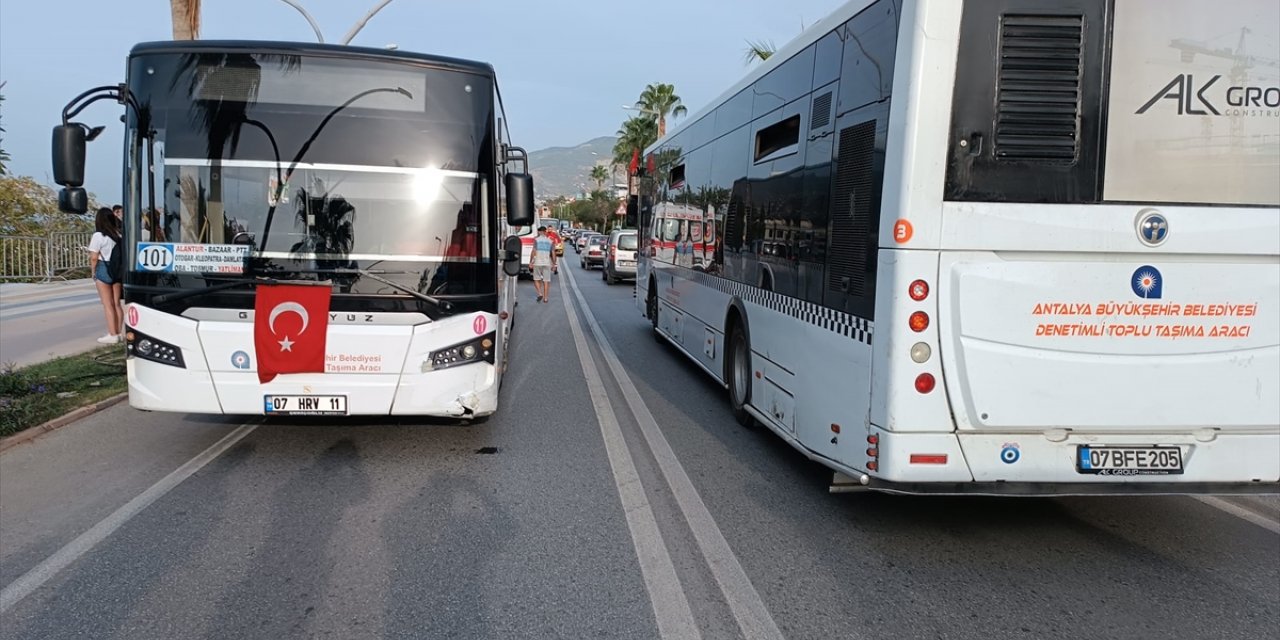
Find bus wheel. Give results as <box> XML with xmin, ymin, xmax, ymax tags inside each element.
<box><xmin>727</xmin><ymin>323</ymin><xmax>754</xmax><ymax>427</ymax></box>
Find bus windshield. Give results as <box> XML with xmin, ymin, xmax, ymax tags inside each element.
<box><xmin>125</xmin><ymin>51</ymin><xmax>497</xmax><ymax>297</ymax></box>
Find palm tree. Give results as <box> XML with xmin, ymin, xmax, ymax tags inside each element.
<box><xmin>589</xmin><ymin>165</ymin><xmax>609</xmax><ymax>191</ymax></box>
<box><xmin>170</xmin><ymin>0</ymin><xmax>201</xmax><ymax>40</ymax></box>
<box><xmin>743</xmin><ymin>39</ymin><xmax>776</xmax><ymax>65</ymax></box>
<box><xmin>612</xmin><ymin>116</ymin><xmax>659</xmax><ymax>172</ymax></box>
<box><xmin>636</xmin><ymin>83</ymin><xmax>687</xmax><ymax>138</ymax></box>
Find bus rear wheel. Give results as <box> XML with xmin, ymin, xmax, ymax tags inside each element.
<box><xmin>727</xmin><ymin>323</ymin><xmax>754</xmax><ymax>427</ymax></box>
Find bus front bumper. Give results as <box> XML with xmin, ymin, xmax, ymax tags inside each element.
<box><xmin>127</xmin><ymin>359</ymin><xmax>498</xmax><ymax>418</ymax></box>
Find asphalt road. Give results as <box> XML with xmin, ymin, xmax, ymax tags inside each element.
<box><xmin>0</xmin><ymin>281</ymin><xmax>107</xmax><ymax>368</ymax></box>
<box><xmin>1</xmin><ymin>257</ymin><xmax>1277</xmax><ymax>640</ymax></box>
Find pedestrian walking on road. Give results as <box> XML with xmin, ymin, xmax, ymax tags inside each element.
<box><xmin>531</xmin><ymin>225</ymin><xmax>556</xmax><ymax>303</ymax></box>
<box><xmin>89</xmin><ymin>207</ymin><xmax>123</xmax><ymax>344</ymax></box>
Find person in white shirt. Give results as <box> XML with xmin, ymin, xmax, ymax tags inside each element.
<box><xmin>88</xmin><ymin>207</ymin><xmax>123</xmax><ymax>343</ymax></box>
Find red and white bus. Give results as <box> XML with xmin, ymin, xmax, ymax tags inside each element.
<box><xmin>636</xmin><ymin>0</ymin><xmax>1279</xmax><ymax>494</ymax></box>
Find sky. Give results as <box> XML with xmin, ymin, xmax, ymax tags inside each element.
<box><xmin>0</xmin><ymin>0</ymin><xmax>845</xmax><ymax>204</ymax></box>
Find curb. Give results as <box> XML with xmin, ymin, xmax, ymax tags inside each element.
<box><xmin>0</xmin><ymin>392</ymin><xmax>129</xmax><ymax>453</ymax></box>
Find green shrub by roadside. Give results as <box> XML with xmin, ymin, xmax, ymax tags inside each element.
<box><xmin>0</xmin><ymin>347</ymin><xmax>127</xmax><ymax>438</ymax></box>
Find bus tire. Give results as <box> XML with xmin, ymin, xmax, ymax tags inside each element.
<box><xmin>727</xmin><ymin>321</ymin><xmax>754</xmax><ymax>427</ymax></box>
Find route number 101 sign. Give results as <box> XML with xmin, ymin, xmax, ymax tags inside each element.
<box><xmin>136</xmin><ymin>243</ymin><xmax>250</xmax><ymax>274</ymax></box>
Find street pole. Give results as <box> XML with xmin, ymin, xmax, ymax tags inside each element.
<box><xmin>276</xmin><ymin>0</ymin><xmax>325</xmax><ymax>42</ymax></box>
<box><xmin>341</xmin><ymin>0</ymin><xmax>397</xmax><ymax>45</ymax></box>
<box><xmin>273</xmin><ymin>0</ymin><xmax>398</xmax><ymax>45</ymax></box>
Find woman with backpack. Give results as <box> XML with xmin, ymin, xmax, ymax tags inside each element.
<box><xmin>88</xmin><ymin>207</ymin><xmax>124</xmax><ymax>344</ymax></box>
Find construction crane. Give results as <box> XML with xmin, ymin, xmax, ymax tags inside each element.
<box><xmin>1167</xmin><ymin>27</ymin><xmax>1280</xmax><ymax>146</ymax></box>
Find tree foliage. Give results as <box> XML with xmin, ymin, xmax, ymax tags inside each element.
<box><xmin>0</xmin><ymin>175</ymin><xmax>95</xmax><ymax>236</ymax></box>
<box><xmin>589</xmin><ymin>165</ymin><xmax>610</xmax><ymax>191</ymax></box>
<box><xmin>612</xmin><ymin>116</ymin><xmax>658</xmax><ymax>173</ymax></box>
<box><xmin>636</xmin><ymin>83</ymin><xmax>688</xmax><ymax>138</ymax></box>
<box><xmin>744</xmin><ymin>40</ymin><xmax>776</xmax><ymax>65</ymax></box>
<box><xmin>553</xmin><ymin>191</ymin><xmax>622</xmax><ymax>232</ymax></box>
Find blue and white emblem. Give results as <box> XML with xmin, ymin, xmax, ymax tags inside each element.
<box><xmin>1131</xmin><ymin>265</ymin><xmax>1163</xmax><ymax>300</ymax></box>
<box><xmin>231</xmin><ymin>350</ymin><xmax>251</xmax><ymax>370</ymax></box>
<box><xmin>1000</xmin><ymin>443</ymin><xmax>1021</xmax><ymax>465</ymax></box>
<box><xmin>1137</xmin><ymin>210</ymin><xmax>1168</xmax><ymax>247</ymax></box>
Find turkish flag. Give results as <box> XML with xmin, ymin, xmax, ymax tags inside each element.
<box><xmin>628</xmin><ymin>149</ymin><xmax>639</xmax><ymax>175</ymax></box>
<box><xmin>253</xmin><ymin>283</ymin><xmax>332</xmax><ymax>383</ymax></box>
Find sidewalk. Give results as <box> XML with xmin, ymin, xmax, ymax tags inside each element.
<box><xmin>0</xmin><ymin>279</ymin><xmax>107</xmax><ymax>369</ymax></box>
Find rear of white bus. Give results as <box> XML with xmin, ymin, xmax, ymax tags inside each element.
<box><xmin>868</xmin><ymin>0</ymin><xmax>1279</xmax><ymax>494</ymax></box>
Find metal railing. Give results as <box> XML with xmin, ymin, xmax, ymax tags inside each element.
<box><xmin>0</xmin><ymin>232</ymin><xmax>94</xmax><ymax>281</ymax></box>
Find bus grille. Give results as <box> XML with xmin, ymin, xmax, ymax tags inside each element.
<box><xmin>995</xmin><ymin>14</ymin><xmax>1084</xmax><ymax>162</ymax></box>
<box><xmin>827</xmin><ymin>120</ymin><xmax>877</xmax><ymax>302</ymax></box>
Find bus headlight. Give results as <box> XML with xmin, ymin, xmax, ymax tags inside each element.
<box><xmin>426</xmin><ymin>333</ymin><xmax>496</xmax><ymax>371</ymax></box>
<box><xmin>126</xmin><ymin>330</ymin><xmax>186</xmax><ymax>368</ymax></box>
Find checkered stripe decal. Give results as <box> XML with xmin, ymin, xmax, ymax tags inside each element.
<box><xmin>675</xmin><ymin>267</ymin><xmax>873</xmax><ymax>345</ymax></box>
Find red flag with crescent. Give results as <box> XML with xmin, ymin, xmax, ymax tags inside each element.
<box><xmin>253</xmin><ymin>283</ymin><xmax>332</xmax><ymax>383</ymax></box>
<box><xmin>628</xmin><ymin>148</ymin><xmax>640</xmax><ymax>175</ymax></box>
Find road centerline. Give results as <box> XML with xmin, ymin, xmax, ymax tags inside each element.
<box><xmin>0</xmin><ymin>421</ymin><xmax>260</xmax><ymax>614</ymax></box>
<box><xmin>557</xmin><ymin>275</ymin><xmax>702</xmax><ymax>640</ymax></box>
<box><xmin>563</xmin><ymin>265</ymin><xmax>785</xmax><ymax>640</ymax></box>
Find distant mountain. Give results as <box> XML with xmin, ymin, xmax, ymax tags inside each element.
<box><xmin>528</xmin><ymin>136</ymin><xmax>621</xmax><ymax>200</ymax></box>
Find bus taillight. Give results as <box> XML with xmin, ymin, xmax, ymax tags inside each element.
<box><xmin>908</xmin><ymin>311</ymin><xmax>929</xmax><ymax>332</ymax></box>
<box><xmin>909</xmin><ymin>454</ymin><xmax>947</xmax><ymax>465</ymax></box>
<box><xmin>909</xmin><ymin>279</ymin><xmax>929</xmax><ymax>301</ymax></box>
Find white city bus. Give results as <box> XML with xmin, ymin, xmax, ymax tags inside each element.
<box><xmin>636</xmin><ymin>0</ymin><xmax>1279</xmax><ymax>494</ymax></box>
<box><xmin>52</xmin><ymin>40</ymin><xmax>536</xmax><ymax>419</ymax></box>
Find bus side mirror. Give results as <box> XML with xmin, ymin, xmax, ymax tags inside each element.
<box><xmin>58</xmin><ymin>188</ymin><xmax>89</xmax><ymax>214</ymax></box>
<box><xmin>501</xmin><ymin>235</ymin><xmax>523</xmax><ymax>277</ymax></box>
<box><xmin>505</xmin><ymin>173</ymin><xmax>535</xmax><ymax>227</ymax></box>
<box><xmin>52</xmin><ymin>124</ymin><xmax>87</xmax><ymax>188</ymax></box>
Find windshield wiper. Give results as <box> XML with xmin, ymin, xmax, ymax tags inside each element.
<box><xmin>329</xmin><ymin>267</ymin><xmax>453</xmax><ymax>312</ymax></box>
<box><xmin>150</xmin><ymin>276</ymin><xmax>278</xmax><ymax>304</ymax></box>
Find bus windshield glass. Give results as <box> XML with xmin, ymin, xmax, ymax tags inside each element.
<box><xmin>125</xmin><ymin>51</ymin><xmax>496</xmax><ymax>297</ymax></box>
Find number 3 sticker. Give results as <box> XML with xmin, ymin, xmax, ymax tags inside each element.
<box><xmin>136</xmin><ymin>243</ymin><xmax>175</xmax><ymax>272</ymax></box>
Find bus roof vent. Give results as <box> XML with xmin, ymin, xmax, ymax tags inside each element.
<box><xmin>995</xmin><ymin>14</ymin><xmax>1084</xmax><ymax>162</ymax></box>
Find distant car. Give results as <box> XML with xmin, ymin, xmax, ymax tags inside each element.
<box><xmin>554</xmin><ymin>238</ymin><xmax>565</xmax><ymax>257</ymax></box>
<box><xmin>602</xmin><ymin>229</ymin><xmax>638</xmax><ymax>284</ymax></box>
<box><xmin>581</xmin><ymin>235</ymin><xmax>607</xmax><ymax>269</ymax></box>
<box><xmin>576</xmin><ymin>232</ymin><xmax>596</xmax><ymax>252</ymax></box>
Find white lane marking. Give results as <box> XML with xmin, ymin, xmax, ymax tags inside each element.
<box><xmin>557</xmin><ymin>275</ymin><xmax>701</xmax><ymax>640</ymax></box>
<box><xmin>0</xmin><ymin>423</ymin><xmax>260</xmax><ymax>613</ymax></box>
<box><xmin>564</xmin><ymin>266</ymin><xmax>785</xmax><ymax>640</ymax></box>
<box><xmin>1194</xmin><ymin>496</ymin><xmax>1280</xmax><ymax>535</ymax></box>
